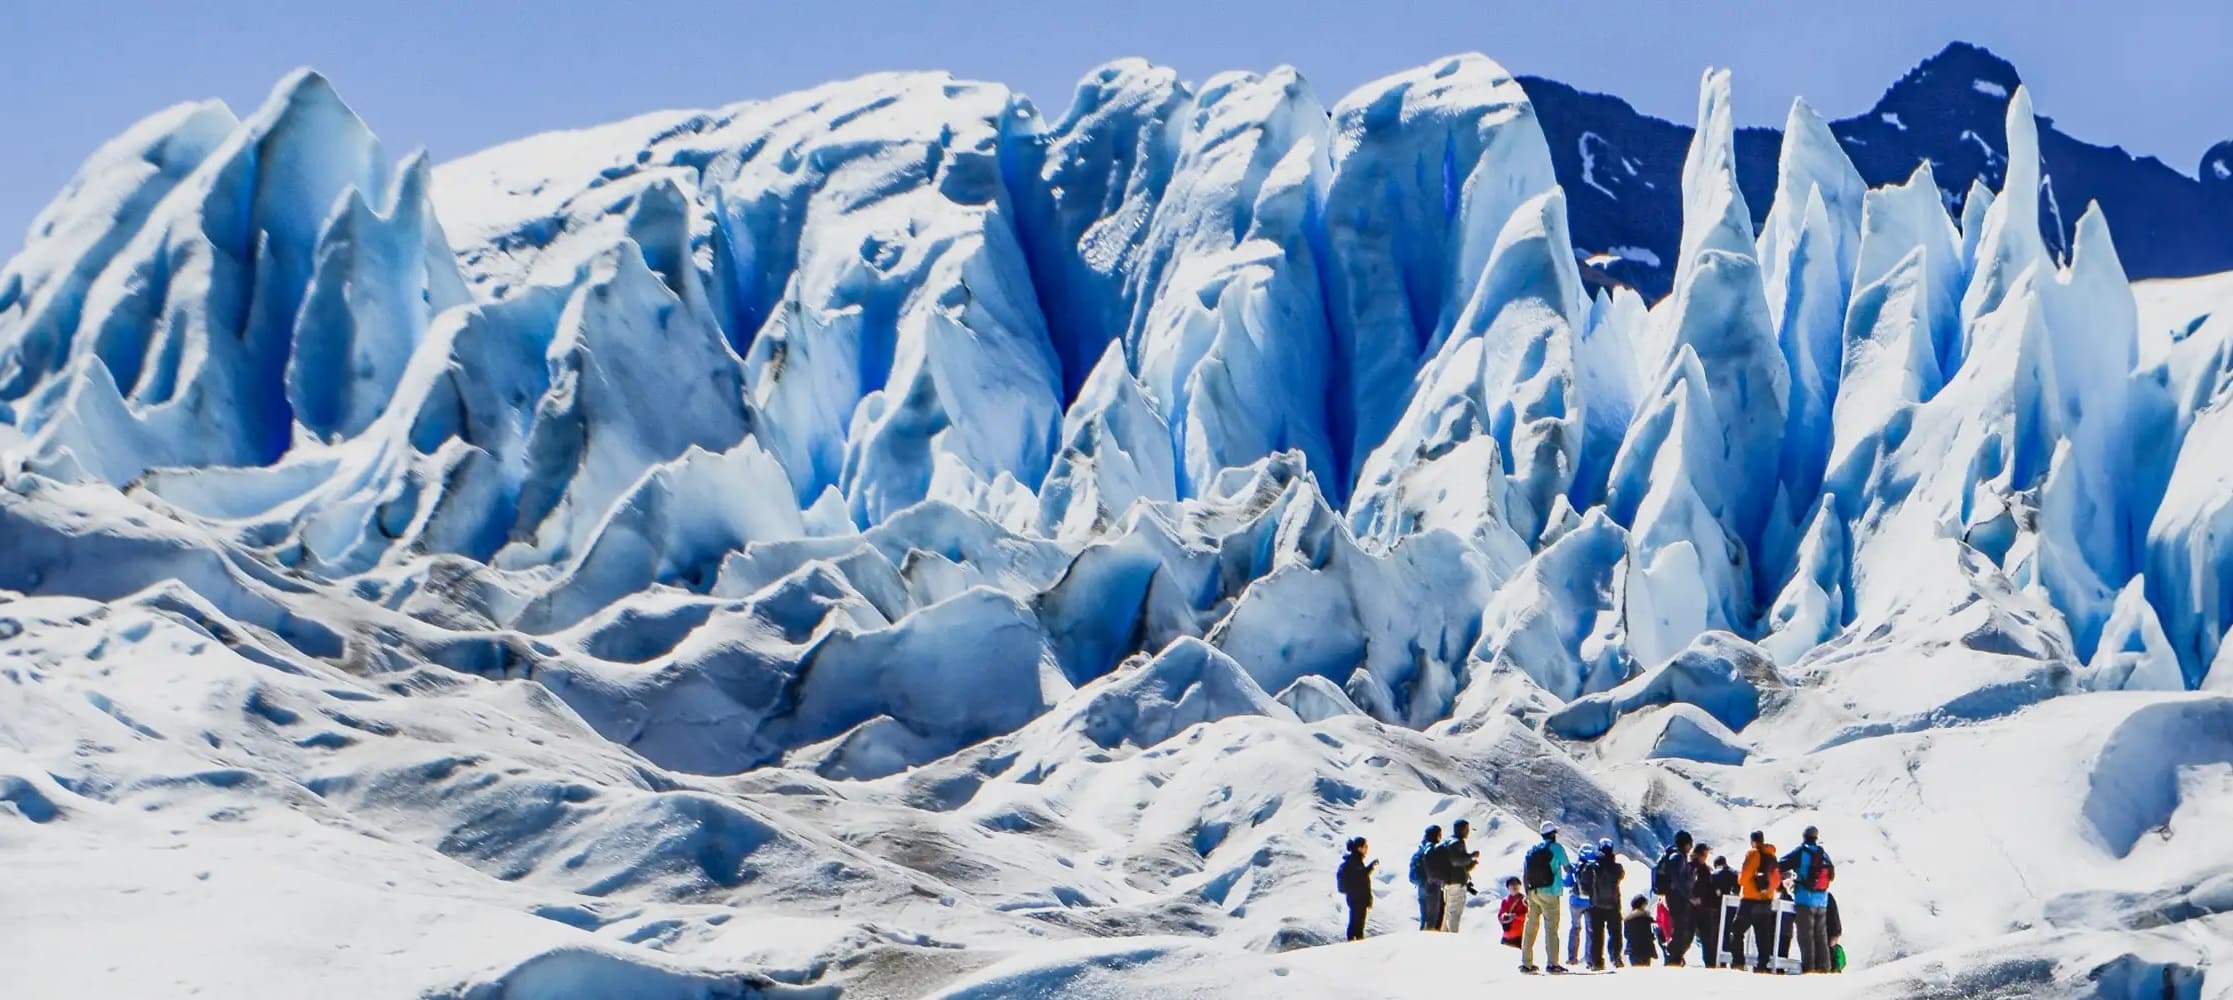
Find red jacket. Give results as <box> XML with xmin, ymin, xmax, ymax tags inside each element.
<box><xmin>1498</xmin><ymin>894</ymin><xmax>1527</xmax><ymax>944</ymax></box>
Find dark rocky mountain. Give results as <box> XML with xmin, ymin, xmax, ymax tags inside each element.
<box><xmin>1523</xmin><ymin>42</ymin><xmax>2233</xmax><ymax>299</ymax></box>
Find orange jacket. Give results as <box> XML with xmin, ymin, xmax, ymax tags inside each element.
<box><xmin>1739</xmin><ymin>844</ymin><xmax>1779</xmax><ymax>901</ymax></box>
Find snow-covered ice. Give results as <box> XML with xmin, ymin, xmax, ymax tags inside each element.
<box><xmin>2</xmin><ymin>53</ymin><xmax>2231</xmax><ymax>999</ymax></box>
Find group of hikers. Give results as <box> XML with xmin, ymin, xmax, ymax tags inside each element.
<box><xmin>1336</xmin><ymin>820</ymin><xmax>1845</xmax><ymax>975</ymax></box>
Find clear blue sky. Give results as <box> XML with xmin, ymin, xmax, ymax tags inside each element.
<box><xmin>4</xmin><ymin>0</ymin><xmax>2228</xmax><ymax>251</ymax></box>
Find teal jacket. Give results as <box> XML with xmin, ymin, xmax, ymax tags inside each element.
<box><xmin>1529</xmin><ymin>839</ymin><xmax>1570</xmax><ymax>891</ymax></box>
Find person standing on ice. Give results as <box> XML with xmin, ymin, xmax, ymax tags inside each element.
<box><xmin>1563</xmin><ymin>843</ymin><xmax>1595</xmax><ymax>966</ymax></box>
<box><xmin>1518</xmin><ymin>822</ymin><xmax>1571</xmax><ymax>973</ymax></box>
<box><xmin>1623</xmin><ymin>895</ymin><xmax>1659</xmax><ymax>967</ymax></box>
<box><xmin>1780</xmin><ymin>826</ymin><xmax>1836</xmax><ymax>973</ymax></box>
<box><xmin>1686</xmin><ymin>843</ymin><xmax>1723</xmax><ymax>968</ymax></box>
<box><xmin>1710</xmin><ymin>854</ymin><xmax>1739</xmax><ymax>962</ymax></box>
<box><xmin>1733</xmin><ymin>832</ymin><xmax>1778</xmax><ymax>972</ymax></box>
<box><xmin>1653</xmin><ymin>830</ymin><xmax>1698</xmax><ymax>965</ymax></box>
<box><xmin>1436</xmin><ymin>820</ymin><xmax>1479</xmax><ymax>932</ymax></box>
<box><xmin>1585</xmin><ymin>840</ymin><xmax>1624</xmax><ymax>970</ymax></box>
<box><xmin>1410</xmin><ymin>824</ymin><xmax>1445</xmax><ymax>931</ymax></box>
<box><xmin>1337</xmin><ymin>837</ymin><xmax>1376</xmax><ymax>941</ymax></box>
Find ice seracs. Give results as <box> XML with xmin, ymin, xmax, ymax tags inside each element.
<box><xmin>2</xmin><ymin>52</ymin><xmax>2232</xmax><ymax>999</ymax></box>
<box><xmin>0</xmin><ymin>100</ymin><xmax>236</xmax><ymax>402</ymax></box>
<box><xmin>1317</xmin><ymin>55</ymin><xmax>1560</xmax><ymax>489</ymax></box>
<box><xmin>1624</xmin><ymin>69</ymin><xmax>1788</xmax><ymax>643</ymax></box>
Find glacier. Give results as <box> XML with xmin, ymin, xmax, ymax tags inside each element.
<box><xmin>2</xmin><ymin>47</ymin><xmax>2232</xmax><ymax>1000</ymax></box>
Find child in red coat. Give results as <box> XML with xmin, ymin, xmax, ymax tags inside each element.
<box><xmin>1498</xmin><ymin>877</ymin><xmax>1527</xmax><ymax>948</ymax></box>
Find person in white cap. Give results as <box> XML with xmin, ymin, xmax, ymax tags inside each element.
<box><xmin>1518</xmin><ymin>821</ymin><xmax>1571</xmax><ymax>973</ymax></box>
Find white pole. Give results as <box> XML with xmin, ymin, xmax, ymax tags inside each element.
<box><xmin>1718</xmin><ymin>893</ymin><xmax>1740</xmax><ymax>967</ymax></box>
<box><xmin>1773</xmin><ymin>898</ymin><xmax>1802</xmax><ymax>974</ymax></box>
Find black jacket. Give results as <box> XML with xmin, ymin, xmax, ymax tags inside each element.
<box><xmin>1624</xmin><ymin>910</ymin><xmax>1659</xmax><ymax>963</ymax></box>
<box><xmin>1712</xmin><ymin>866</ymin><xmax>1740</xmax><ymax>897</ymax></box>
<box><xmin>1437</xmin><ymin>837</ymin><xmax>1477</xmax><ymax>885</ymax></box>
<box><xmin>1688</xmin><ymin>859</ymin><xmax>1718</xmax><ymax>908</ymax></box>
<box><xmin>1657</xmin><ymin>846</ymin><xmax>1696</xmax><ymax>897</ymax></box>
<box><xmin>1338</xmin><ymin>854</ymin><xmax>1375</xmax><ymax>903</ymax></box>
<box><xmin>1589</xmin><ymin>855</ymin><xmax>1623</xmax><ymax>908</ymax></box>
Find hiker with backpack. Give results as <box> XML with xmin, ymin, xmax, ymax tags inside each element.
<box><xmin>1732</xmin><ymin>831</ymin><xmax>1778</xmax><ymax>972</ymax></box>
<box><xmin>1584</xmin><ymin>839</ymin><xmax>1624</xmax><ymax>970</ymax></box>
<box><xmin>1498</xmin><ymin>876</ymin><xmax>1527</xmax><ymax>948</ymax></box>
<box><xmin>1337</xmin><ymin>837</ymin><xmax>1376</xmax><ymax>941</ymax></box>
<box><xmin>1563</xmin><ymin>844</ymin><xmax>1593</xmax><ymax>966</ymax></box>
<box><xmin>1410</xmin><ymin>825</ymin><xmax>1444</xmax><ymax>931</ymax></box>
<box><xmin>1652</xmin><ymin>830</ymin><xmax>1698</xmax><ymax>965</ymax></box>
<box><xmin>1780</xmin><ymin>826</ymin><xmax>1836</xmax><ymax>973</ymax></box>
<box><xmin>1518</xmin><ymin>822</ymin><xmax>1571</xmax><ymax>973</ymax></box>
<box><xmin>1437</xmin><ymin>819</ymin><xmax>1480</xmax><ymax>932</ymax></box>
<box><xmin>1686</xmin><ymin>843</ymin><xmax>1722</xmax><ymax>968</ymax></box>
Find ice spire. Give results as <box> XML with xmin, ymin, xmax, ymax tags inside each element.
<box><xmin>1960</xmin><ymin>87</ymin><xmax>2046</xmax><ymax>327</ymax></box>
<box><xmin>1674</xmin><ymin>69</ymin><xmax>1755</xmax><ymax>274</ymax></box>
<box><xmin>1758</xmin><ymin>99</ymin><xmax>1865</xmax><ymax>317</ymax></box>
<box><xmin>1634</xmin><ymin>69</ymin><xmax>1786</xmax><ymax>612</ymax></box>
<box><xmin>1758</xmin><ymin>100</ymin><xmax>1867</xmax><ymax>527</ymax></box>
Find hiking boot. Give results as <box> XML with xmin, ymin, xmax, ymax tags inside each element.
<box><xmin>1518</xmin><ymin>964</ymin><xmax>1538</xmax><ymax>974</ymax></box>
<box><xmin>1547</xmin><ymin>965</ymin><xmax>1570</xmax><ymax>974</ymax></box>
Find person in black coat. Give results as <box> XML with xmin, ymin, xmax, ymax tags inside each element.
<box><xmin>1654</xmin><ymin>831</ymin><xmax>1697</xmax><ymax>965</ymax></box>
<box><xmin>1623</xmin><ymin>895</ymin><xmax>1658</xmax><ymax>967</ymax></box>
<box><xmin>1586</xmin><ymin>840</ymin><xmax>1624</xmax><ymax>970</ymax></box>
<box><xmin>1711</xmin><ymin>855</ymin><xmax>1740</xmax><ymax>960</ymax></box>
<box><xmin>1338</xmin><ymin>837</ymin><xmax>1377</xmax><ymax>941</ymax></box>
<box><xmin>1688</xmin><ymin>845</ymin><xmax>1723</xmax><ymax>968</ymax></box>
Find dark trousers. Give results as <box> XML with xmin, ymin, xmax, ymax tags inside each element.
<box><xmin>1665</xmin><ymin>897</ymin><xmax>1697</xmax><ymax>963</ymax></box>
<box><xmin>1730</xmin><ymin>899</ymin><xmax>1775</xmax><ymax>969</ymax></box>
<box><xmin>1586</xmin><ymin>907</ymin><xmax>1619</xmax><ymax>968</ymax></box>
<box><xmin>1692</xmin><ymin>901</ymin><xmax>1722</xmax><ymax>967</ymax></box>
<box><xmin>1795</xmin><ymin>904</ymin><xmax>1830</xmax><ymax>972</ymax></box>
<box><xmin>1419</xmin><ymin>883</ymin><xmax>1444</xmax><ymax>930</ymax></box>
<box><xmin>1346</xmin><ymin>900</ymin><xmax>1368</xmax><ymax>941</ymax></box>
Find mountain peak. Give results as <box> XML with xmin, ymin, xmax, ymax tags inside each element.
<box><xmin>1874</xmin><ymin>41</ymin><xmax>2023</xmax><ymax>114</ymax></box>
